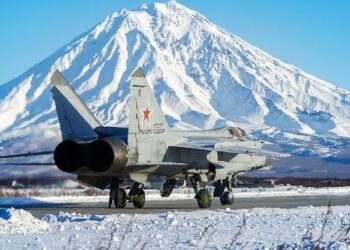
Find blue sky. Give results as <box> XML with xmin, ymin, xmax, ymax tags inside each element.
<box><xmin>0</xmin><ymin>0</ymin><xmax>349</xmax><ymax>89</ymax></box>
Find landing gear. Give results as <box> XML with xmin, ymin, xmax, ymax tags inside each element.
<box><xmin>109</xmin><ymin>179</ymin><xmax>146</xmax><ymax>209</ymax></box>
<box><xmin>114</xmin><ymin>188</ymin><xmax>127</xmax><ymax>208</ymax></box>
<box><xmin>196</xmin><ymin>189</ymin><xmax>212</xmax><ymax>208</ymax></box>
<box><xmin>109</xmin><ymin>178</ymin><xmax>123</xmax><ymax>208</ymax></box>
<box><xmin>220</xmin><ymin>191</ymin><xmax>234</xmax><ymax>205</ymax></box>
<box><xmin>219</xmin><ymin>175</ymin><xmax>235</xmax><ymax>206</ymax></box>
<box><xmin>129</xmin><ymin>183</ymin><xmax>146</xmax><ymax>208</ymax></box>
<box><xmin>189</xmin><ymin>175</ymin><xmax>212</xmax><ymax>208</ymax></box>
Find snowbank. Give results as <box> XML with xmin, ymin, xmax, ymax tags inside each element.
<box><xmin>0</xmin><ymin>206</ymin><xmax>348</xmax><ymax>249</ymax></box>
<box><xmin>0</xmin><ymin>208</ymin><xmax>49</xmax><ymax>234</ymax></box>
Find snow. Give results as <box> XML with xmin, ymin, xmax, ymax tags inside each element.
<box><xmin>0</xmin><ymin>208</ymin><xmax>49</xmax><ymax>234</ymax></box>
<box><xmin>0</xmin><ymin>186</ymin><xmax>349</xmax><ymax>248</ymax></box>
<box><xmin>0</xmin><ymin>206</ymin><xmax>349</xmax><ymax>249</ymax></box>
<box><xmin>249</xmin><ymin>128</ymin><xmax>350</xmax><ymax>178</ymax></box>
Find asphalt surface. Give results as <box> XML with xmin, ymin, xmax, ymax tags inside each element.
<box><xmin>4</xmin><ymin>194</ymin><xmax>350</xmax><ymax>218</ymax></box>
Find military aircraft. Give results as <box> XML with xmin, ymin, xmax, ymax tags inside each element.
<box><xmin>0</xmin><ymin>68</ymin><xmax>289</xmax><ymax>208</ymax></box>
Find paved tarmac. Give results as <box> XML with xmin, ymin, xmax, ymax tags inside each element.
<box><xmin>3</xmin><ymin>194</ymin><xmax>350</xmax><ymax>218</ymax></box>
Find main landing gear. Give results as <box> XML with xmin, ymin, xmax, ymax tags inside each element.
<box><xmin>128</xmin><ymin>183</ymin><xmax>145</xmax><ymax>208</ymax></box>
<box><xmin>114</xmin><ymin>188</ymin><xmax>127</xmax><ymax>208</ymax></box>
<box><xmin>214</xmin><ymin>175</ymin><xmax>235</xmax><ymax>206</ymax></box>
<box><xmin>109</xmin><ymin>179</ymin><xmax>146</xmax><ymax>209</ymax></box>
<box><xmin>189</xmin><ymin>175</ymin><xmax>212</xmax><ymax>208</ymax></box>
<box><xmin>220</xmin><ymin>190</ymin><xmax>234</xmax><ymax>206</ymax></box>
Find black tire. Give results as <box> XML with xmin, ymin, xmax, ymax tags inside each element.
<box><xmin>196</xmin><ymin>189</ymin><xmax>212</xmax><ymax>208</ymax></box>
<box><xmin>114</xmin><ymin>189</ymin><xmax>127</xmax><ymax>208</ymax></box>
<box><xmin>220</xmin><ymin>191</ymin><xmax>234</xmax><ymax>206</ymax></box>
<box><xmin>132</xmin><ymin>189</ymin><xmax>145</xmax><ymax>208</ymax></box>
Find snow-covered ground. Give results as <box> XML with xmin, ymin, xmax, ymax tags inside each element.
<box><xmin>0</xmin><ymin>186</ymin><xmax>349</xmax><ymax>248</ymax></box>
<box><xmin>0</xmin><ymin>205</ymin><xmax>349</xmax><ymax>249</ymax></box>
<box><xmin>0</xmin><ymin>185</ymin><xmax>349</xmax><ymax>207</ymax></box>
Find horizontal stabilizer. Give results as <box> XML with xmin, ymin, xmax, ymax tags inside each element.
<box><xmin>0</xmin><ymin>151</ymin><xmax>53</xmax><ymax>159</ymax></box>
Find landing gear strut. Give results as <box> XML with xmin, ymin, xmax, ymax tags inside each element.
<box><xmin>220</xmin><ymin>175</ymin><xmax>235</xmax><ymax>206</ymax></box>
<box><xmin>114</xmin><ymin>188</ymin><xmax>127</xmax><ymax>208</ymax></box>
<box><xmin>129</xmin><ymin>183</ymin><xmax>146</xmax><ymax>208</ymax></box>
<box><xmin>109</xmin><ymin>178</ymin><xmax>126</xmax><ymax>208</ymax></box>
<box><xmin>189</xmin><ymin>175</ymin><xmax>212</xmax><ymax>208</ymax></box>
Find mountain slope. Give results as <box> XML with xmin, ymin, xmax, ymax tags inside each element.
<box><xmin>1</xmin><ymin>1</ymin><xmax>350</xmax><ymax>155</ymax></box>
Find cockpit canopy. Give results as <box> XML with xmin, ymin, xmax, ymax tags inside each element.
<box><xmin>228</xmin><ymin>127</ymin><xmax>247</xmax><ymax>138</ymax></box>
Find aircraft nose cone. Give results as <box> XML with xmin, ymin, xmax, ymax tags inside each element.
<box><xmin>264</xmin><ymin>157</ymin><xmax>274</xmax><ymax>167</ymax></box>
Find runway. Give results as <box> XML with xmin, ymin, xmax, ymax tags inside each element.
<box><xmin>4</xmin><ymin>194</ymin><xmax>350</xmax><ymax>218</ymax></box>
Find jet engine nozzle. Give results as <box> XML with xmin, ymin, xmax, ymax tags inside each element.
<box><xmin>85</xmin><ymin>139</ymin><xmax>127</xmax><ymax>172</ymax></box>
<box><xmin>54</xmin><ymin>140</ymin><xmax>84</xmax><ymax>173</ymax></box>
<box><xmin>54</xmin><ymin>139</ymin><xmax>128</xmax><ymax>173</ymax></box>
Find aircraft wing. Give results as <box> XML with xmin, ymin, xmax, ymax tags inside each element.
<box><xmin>0</xmin><ymin>151</ymin><xmax>55</xmax><ymax>166</ymax></box>
<box><xmin>215</xmin><ymin>146</ymin><xmax>291</xmax><ymax>158</ymax></box>
<box><xmin>172</xmin><ymin>144</ymin><xmax>290</xmax><ymax>158</ymax></box>
<box><xmin>127</xmin><ymin>162</ymin><xmax>189</xmax><ymax>172</ymax></box>
<box><xmin>125</xmin><ymin>162</ymin><xmax>190</xmax><ymax>178</ymax></box>
<box><xmin>129</xmin><ymin>162</ymin><xmax>189</xmax><ymax>167</ymax></box>
<box><xmin>0</xmin><ymin>151</ymin><xmax>53</xmax><ymax>159</ymax></box>
<box><xmin>0</xmin><ymin>162</ymin><xmax>55</xmax><ymax>166</ymax></box>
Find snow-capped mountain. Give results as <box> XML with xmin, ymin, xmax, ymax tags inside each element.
<box><xmin>1</xmin><ymin>1</ymin><xmax>350</xmax><ymax>156</ymax></box>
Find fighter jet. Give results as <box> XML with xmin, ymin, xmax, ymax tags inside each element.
<box><xmin>0</xmin><ymin>68</ymin><xmax>289</xmax><ymax>208</ymax></box>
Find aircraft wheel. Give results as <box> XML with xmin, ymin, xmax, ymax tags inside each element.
<box><xmin>132</xmin><ymin>189</ymin><xmax>145</xmax><ymax>208</ymax></box>
<box><xmin>114</xmin><ymin>188</ymin><xmax>127</xmax><ymax>208</ymax></box>
<box><xmin>196</xmin><ymin>188</ymin><xmax>212</xmax><ymax>208</ymax></box>
<box><xmin>220</xmin><ymin>191</ymin><xmax>234</xmax><ymax>206</ymax></box>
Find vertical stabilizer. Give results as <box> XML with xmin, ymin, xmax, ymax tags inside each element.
<box><xmin>128</xmin><ymin>67</ymin><xmax>171</xmax><ymax>163</ymax></box>
<box><xmin>129</xmin><ymin>67</ymin><xmax>169</xmax><ymax>134</ymax></box>
<box><xmin>51</xmin><ymin>70</ymin><xmax>101</xmax><ymax>140</ymax></box>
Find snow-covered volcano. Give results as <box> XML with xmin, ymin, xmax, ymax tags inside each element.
<box><xmin>1</xmin><ymin>1</ymin><xmax>350</xmax><ymax>154</ymax></box>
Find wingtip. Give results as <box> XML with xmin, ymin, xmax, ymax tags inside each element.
<box><xmin>131</xmin><ymin>67</ymin><xmax>145</xmax><ymax>78</ymax></box>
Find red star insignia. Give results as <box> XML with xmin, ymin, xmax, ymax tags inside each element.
<box><xmin>143</xmin><ymin>107</ymin><xmax>151</xmax><ymax>121</ymax></box>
